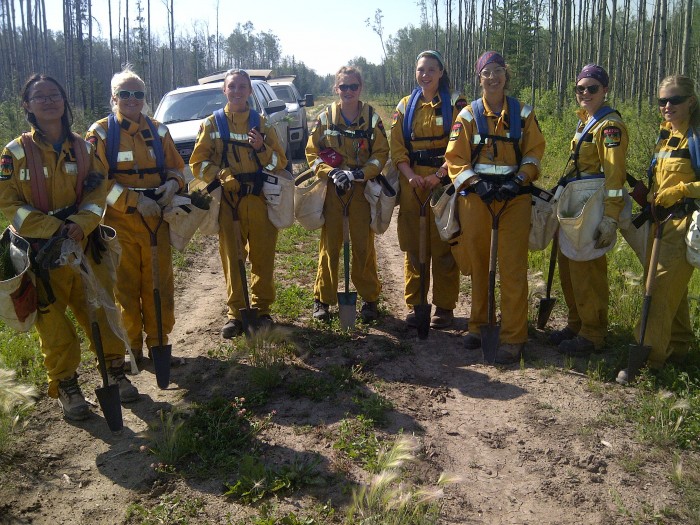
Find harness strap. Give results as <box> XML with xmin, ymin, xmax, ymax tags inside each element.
<box><xmin>106</xmin><ymin>113</ymin><xmax>166</xmax><ymax>181</ymax></box>
<box><xmin>569</xmin><ymin>106</ymin><xmax>618</xmax><ymax>179</ymax></box>
<box><xmin>21</xmin><ymin>133</ymin><xmax>49</xmax><ymax>213</ymax></box>
<box><xmin>470</xmin><ymin>96</ymin><xmax>524</xmax><ymax>166</ymax></box>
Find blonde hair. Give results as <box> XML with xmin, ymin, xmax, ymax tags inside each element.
<box><xmin>334</xmin><ymin>66</ymin><xmax>363</xmax><ymax>89</ymax></box>
<box><xmin>659</xmin><ymin>74</ymin><xmax>700</xmax><ymax>128</ymax></box>
<box><xmin>223</xmin><ymin>68</ymin><xmax>252</xmax><ymax>90</ymax></box>
<box><xmin>110</xmin><ymin>65</ymin><xmax>146</xmax><ymax>112</ymax></box>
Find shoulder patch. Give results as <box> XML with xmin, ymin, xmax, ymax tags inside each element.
<box><xmin>86</xmin><ymin>135</ymin><xmax>98</xmax><ymax>146</ymax></box>
<box><xmin>391</xmin><ymin>110</ymin><xmax>400</xmax><ymax>127</ymax></box>
<box><xmin>1</xmin><ymin>154</ymin><xmax>13</xmax><ymax>180</ymax></box>
<box><xmin>603</xmin><ymin>126</ymin><xmax>622</xmax><ymax>148</ymax></box>
<box><xmin>449</xmin><ymin>122</ymin><xmax>462</xmax><ymax>141</ymax></box>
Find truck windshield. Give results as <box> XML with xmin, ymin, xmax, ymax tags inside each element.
<box><xmin>155</xmin><ymin>89</ymin><xmax>255</xmax><ymax>123</ymax></box>
<box><xmin>271</xmin><ymin>85</ymin><xmax>297</xmax><ymax>104</ymax></box>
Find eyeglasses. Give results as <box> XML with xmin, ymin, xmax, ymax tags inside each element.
<box><xmin>29</xmin><ymin>94</ymin><xmax>63</xmax><ymax>104</ymax></box>
<box><xmin>338</xmin><ymin>84</ymin><xmax>360</xmax><ymax>92</ymax></box>
<box><xmin>479</xmin><ymin>67</ymin><xmax>506</xmax><ymax>79</ymax></box>
<box><xmin>658</xmin><ymin>95</ymin><xmax>690</xmax><ymax>106</ymax></box>
<box><xmin>116</xmin><ymin>90</ymin><xmax>146</xmax><ymax>100</ymax></box>
<box><xmin>574</xmin><ymin>84</ymin><xmax>601</xmax><ymax>95</ymax></box>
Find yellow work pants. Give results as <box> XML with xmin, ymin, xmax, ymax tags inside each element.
<box><xmin>558</xmin><ymin>248</ymin><xmax>608</xmax><ymax>347</ymax></box>
<box><xmin>634</xmin><ymin>217</ymin><xmax>695</xmax><ymax>368</ymax></box>
<box><xmin>314</xmin><ymin>181</ymin><xmax>381</xmax><ymax>304</ymax></box>
<box><xmin>458</xmin><ymin>192</ymin><xmax>530</xmax><ymax>343</ymax></box>
<box><xmin>397</xmin><ymin>174</ymin><xmax>458</xmax><ymax>310</ymax></box>
<box><xmin>35</xmin><ymin>259</ymin><xmax>126</xmax><ymax>398</ymax></box>
<box><xmin>219</xmin><ymin>191</ymin><xmax>278</xmax><ymax>319</ymax></box>
<box><xmin>105</xmin><ymin>209</ymin><xmax>174</xmax><ymax>350</ymax></box>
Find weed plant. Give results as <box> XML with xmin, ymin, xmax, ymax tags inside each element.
<box><xmin>230</xmin><ymin>327</ymin><xmax>295</xmax><ymax>391</ymax></box>
<box><xmin>334</xmin><ymin>415</ymin><xmax>383</xmax><ymax>473</ymax></box>
<box><xmin>125</xmin><ymin>494</ymin><xmax>204</xmax><ymax>525</ymax></box>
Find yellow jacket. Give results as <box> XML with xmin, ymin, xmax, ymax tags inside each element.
<box><xmin>306</xmin><ymin>101</ymin><xmax>389</xmax><ymax>180</ymax></box>
<box><xmin>652</xmin><ymin>121</ymin><xmax>700</xmax><ymax>197</ymax></box>
<box><xmin>0</xmin><ymin>130</ymin><xmax>108</xmax><ymax>239</ymax></box>
<box><xmin>445</xmin><ymin>96</ymin><xmax>544</xmax><ymax>187</ymax></box>
<box><xmin>86</xmin><ymin>112</ymin><xmax>185</xmax><ymax>214</ymax></box>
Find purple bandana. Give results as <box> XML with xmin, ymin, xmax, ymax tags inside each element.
<box><xmin>475</xmin><ymin>51</ymin><xmax>506</xmax><ymax>74</ymax></box>
<box><xmin>576</xmin><ymin>64</ymin><xmax>609</xmax><ymax>87</ymax></box>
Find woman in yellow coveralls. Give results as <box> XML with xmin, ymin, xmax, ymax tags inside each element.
<box><xmin>445</xmin><ymin>51</ymin><xmax>545</xmax><ymax>364</ymax></box>
<box><xmin>617</xmin><ymin>75</ymin><xmax>700</xmax><ymax>384</ymax></box>
<box><xmin>550</xmin><ymin>64</ymin><xmax>628</xmax><ymax>357</ymax></box>
<box><xmin>86</xmin><ymin>67</ymin><xmax>185</xmax><ymax>364</ymax></box>
<box><xmin>306</xmin><ymin>66</ymin><xmax>389</xmax><ymax>324</ymax></box>
<box><xmin>390</xmin><ymin>50</ymin><xmax>467</xmax><ymax>330</ymax></box>
<box><xmin>0</xmin><ymin>74</ymin><xmax>137</xmax><ymax>420</ymax></box>
<box><xmin>190</xmin><ymin>69</ymin><xmax>287</xmax><ymax>338</ymax></box>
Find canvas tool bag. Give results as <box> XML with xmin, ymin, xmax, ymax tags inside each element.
<box><xmin>164</xmin><ymin>194</ymin><xmax>210</xmax><ymax>251</ymax></box>
<box><xmin>0</xmin><ymin>227</ymin><xmax>37</xmax><ymax>332</ymax></box>
<box><xmin>364</xmin><ymin>164</ymin><xmax>398</xmax><ymax>234</ymax></box>
<box><xmin>685</xmin><ymin>207</ymin><xmax>700</xmax><ymax>268</ymax></box>
<box><xmin>294</xmin><ymin>168</ymin><xmax>326</xmax><ymax>230</ymax></box>
<box><xmin>262</xmin><ymin>169</ymin><xmax>295</xmax><ymax>229</ymax></box>
<box><xmin>187</xmin><ymin>178</ymin><xmax>222</xmax><ymax>235</ymax></box>
<box><xmin>529</xmin><ymin>185</ymin><xmax>561</xmax><ymax>251</ymax></box>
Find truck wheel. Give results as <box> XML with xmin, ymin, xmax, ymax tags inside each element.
<box><xmin>295</xmin><ymin>129</ymin><xmax>309</xmax><ymax>159</ymax></box>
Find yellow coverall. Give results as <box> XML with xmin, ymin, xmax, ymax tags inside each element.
<box><xmin>390</xmin><ymin>92</ymin><xmax>466</xmax><ymax>310</ymax></box>
<box><xmin>87</xmin><ymin>112</ymin><xmax>185</xmax><ymax>352</ymax></box>
<box><xmin>0</xmin><ymin>130</ymin><xmax>122</xmax><ymax>398</ymax></box>
<box><xmin>190</xmin><ymin>105</ymin><xmax>287</xmax><ymax>320</ymax></box>
<box><xmin>635</xmin><ymin>122</ymin><xmax>699</xmax><ymax>368</ymax></box>
<box><xmin>558</xmin><ymin>110</ymin><xmax>627</xmax><ymax>347</ymax></box>
<box><xmin>305</xmin><ymin>101</ymin><xmax>389</xmax><ymax>305</ymax></box>
<box><xmin>445</xmin><ymin>97</ymin><xmax>545</xmax><ymax>344</ymax></box>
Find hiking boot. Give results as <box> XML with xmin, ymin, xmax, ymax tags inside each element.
<box><xmin>558</xmin><ymin>335</ymin><xmax>597</xmax><ymax>356</ymax></box>
<box><xmin>258</xmin><ymin>314</ymin><xmax>274</xmax><ymax>329</ymax></box>
<box><xmin>107</xmin><ymin>361</ymin><xmax>139</xmax><ymax>403</ymax></box>
<box><xmin>222</xmin><ymin>318</ymin><xmax>243</xmax><ymax>339</ymax></box>
<box><xmin>57</xmin><ymin>374</ymin><xmax>90</xmax><ymax>421</ymax></box>
<box><xmin>548</xmin><ymin>327</ymin><xmax>577</xmax><ymax>346</ymax></box>
<box><xmin>615</xmin><ymin>368</ymin><xmax>629</xmax><ymax>385</ymax></box>
<box><xmin>360</xmin><ymin>301</ymin><xmax>378</xmax><ymax>324</ymax></box>
<box><xmin>313</xmin><ymin>300</ymin><xmax>330</xmax><ymax>321</ymax></box>
<box><xmin>495</xmin><ymin>343</ymin><xmax>524</xmax><ymax>365</ymax></box>
<box><xmin>405</xmin><ymin>309</ymin><xmax>418</xmax><ymax>328</ymax></box>
<box><xmin>463</xmin><ymin>332</ymin><xmax>482</xmax><ymax>350</ymax></box>
<box><xmin>430</xmin><ymin>307</ymin><xmax>454</xmax><ymax>329</ymax></box>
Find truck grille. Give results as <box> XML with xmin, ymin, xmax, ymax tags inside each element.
<box><xmin>176</xmin><ymin>141</ymin><xmax>196</xmax><ymax>164</ymax></box>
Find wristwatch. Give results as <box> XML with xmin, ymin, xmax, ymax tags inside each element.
<box><xmin>514</xmin><ymin>173</ymin><xmax>527</xmax><ymax>185</ymax></box>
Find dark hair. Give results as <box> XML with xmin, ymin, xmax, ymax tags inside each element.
<box><xmin>223</xmin><ymin>68</ymin><xmax>252</xmax><ymax>90</ymax></box>
<box><xmin>21</xmin><ymin>73</ymin><xmax>74</xmax><ymax>143</ymax></box>
<box><xmin>415</xmin><ymin>52</ymin><xmax>451</xmax><ymax>92</ymax></box>
<box><xmin>659</xmin><ymin>74</ymin><xmax>700</xmax><ymax>128</ymax></box>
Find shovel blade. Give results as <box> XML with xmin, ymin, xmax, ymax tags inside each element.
<box><xmin>150</xmin><ymin>344</ymin><xmax>172</xmax><ymax>389</ymax></box>
<box><xmin>414</xmin><ymin>304</ymin><xmax>431</xmax><ymax>340</ymax></box>
<box><xmin>626</xmin><ymin>343</ymin><xmax>652</xmax><ymax>383</ymax></box>
<box><xmin>338</xmin><ymin>292</ymin><xmax>358</xmax><ymax>330</ymax></box>
<box><xmin>536</xmin><ymin>298</ymin><xmax>557</xmax><ymax>330</ymax></box>
<box><xmin>480</xmin><ymin>325</ymin><xmax>500</xmax><ymax>365</ymax></box>
<box><xmin>240</xmin><ymin>307</ymin><xmax>260</xmax><ymax>336</ymax></box>
<box><xmin>95</xmin><ymin>383</ymin><xmax>123</xmax><ymax>432</ymax></box>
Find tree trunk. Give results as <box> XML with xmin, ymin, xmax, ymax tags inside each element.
<box><xmin>681</xmin><ymin>0</ymin><xmax>693</xmax><ymax>75</ymax></box>
<box><xmin>546</xmin><ymin>0</ymin><xmax>557</xmax><ymax>91</ymax></box>
<box><xmin>88</xmin><ymin>0</ymin><xmax>94</xmax><ymax>110</ymax></box>
<box><xmin>557</xmin><ymin>0</ymin><xmax>571</xmax><ymax>116</ymax></box>
<box><xmin>595</xmin><ymin>0</ymin><xmax>606</xmax><ymax>64</ymax></box>
<box><xmin>108</xmin><ymin>0</ymin><xmax>114</xmax><ymax>73</ymax></box>
<box><xmin>170</xmin><ymin>0</ymin><xmax>175</xmax><ymax>89</ymax></box>
<box><xmin>657</xmin><ymin>0</ymin><xmax>667</xmax><ymax>86</ymax></box>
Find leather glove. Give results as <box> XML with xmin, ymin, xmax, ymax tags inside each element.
<box><xmin>155</xmin><ymin>179</ymin><xmax>179</xmax><ymax>206</ymax></box>
<box><xmin>83</xmin><ymin>171</ymin><xmax>103</xmax><ymax>193</ymax></box>
<box><xmin>473</xmin><ymin>178</ymin><xmax>497</xmax><ymax>204</ymax></box>
<box><xmin>218</xmin><ymin>168</ymin><xmax>240</xmax><ymax>192</ymax></box>
<box><xmin>330</xmin><ymin>169</ymin><xmax>354</xmax><ymax>191</ymax></box>
<box><xmin>594</xmin><ymin>215</ymin><xmax>618</xmax><ymax>249</ymax></box>
<box><xmin>352</xmin><ymin>169</ymin><xmax>365</xmax><ymax>181</ymax></box>
<box><xmin>88</xmin><ymin>228</ymin><xmax>107</xmax><ymax>265</ymax></box>
<box><xmin>137</xmin><ymin>192</ymin><xmax>161</xmax><ymax>217</ymax></box>
<box><xmin>655</xmin><ymin>183</ymin><xmax>688</xmax><ymax>208</ymax></box>
<box><xmin>498</xmin><ymin>179</ymin><xmax>521</xmax><ymax>201</ymax></box>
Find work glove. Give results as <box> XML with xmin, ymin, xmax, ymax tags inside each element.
<box><xmin>218</xmin><ymin>168</ymin><xmax>240</xmax><ymax>192</ymax></box>
<box><xmin>352</xmin><ymin>169</ymin><xmax>365</xmax><ymax>181</ymax></box>
<box><xmin>655</xmin><ymin>183</ymin><xmax>688</xmax><ymax>208</ymax></box>
<box><xmin>330</xmin><ymin>169</ymin><xmax>355</xmax><ymax>192</ymax></box>
<box><xmin>593</xmin><ymin>215</ymin><xmax>618</xmax><ymax>249</ymax></box>
<box><xmin>136</xmin><ymin>192</ymin><xmax>161</xmax><ymax>217</ymax></box>
<box><xmin>83</xmin><ymin>171</ymin><xmax>103</xmax><ymax>193</ymax></box>
<box><xmin>498</xmin><ymin>179</ymin><xmax>521</xmax><ymax>201</ymax></box>
<box><xmin>473</xmin><ymin>178</ymin><xmax>497</xmax><ymax>204</ymax></box>
<box><xmin>155</xmin><ymin>179</ymin><xmax>179</xmax><ymax>206</ymax></box>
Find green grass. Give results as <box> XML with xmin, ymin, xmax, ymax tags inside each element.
<box><xmin>125</xmin><ymin>494</ymin><xmax>204</xmax><ymax>525</ymax></box>
<box><xmin>333</xmin><ymin>415</ymin><xmax>383</xmax><ymax>473</ymax></box>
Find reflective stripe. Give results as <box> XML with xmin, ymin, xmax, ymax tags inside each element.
<box><xmin>520</xmin><ymin>155</ymin><xmax>541</xmax><ymax>168</ymax></box>
<box><xmin>117</xmin><ymin>151</ymin><xmax>134</xmax><ymax>162</ymax></box>
<box><xmin>371</xmin><ymin>113</ymin><xmax>379</xmax><ymax>128</ymax></box>
<box><xmin>209</xmin><ymin>131</ymin><xmax>248</xmax><ymax>141</ymax></box>
<box><xmin>81</xmin><ymin>203</ymin><xmax>104</xmax><ymax>217</ymax></box>
<box><xmin>19</xmin><ymin>167</ymin><xmax>48</xmax><ymax>180</ymax></box>
<box><xmin>454</xmin><ymin>169</ymin><xmax>476</xmax><ymax>188</ymax></box>
<box><xmin>7</xmin><ymin>140</ymin><xmax>24</xmax><ymax>160</ymax></box>
<box><xmin>472</xmin><ymin>134</ymin><xmax>483</xmax><ymax>144</ymax></box>
<box><xmin>368</xmin><ymin>158</ymin><xmax>382</xmax><ymax>169</ymax></box>
<box><xmin>106</xmin><ymin>183</ymin><xmax>125</xmax><ymax>206</ymax></box>
<box><xmin>657</xmin><ymin>150</ymin><xmax>678</xmax><ymax>159</ymax></box>
<box><xmin>157</xmin><ymin>123</ymin><xmax>168</xmax><ymax>138</ymax></box>
<box><xmin>324</xmin><ymin>129</ymin><xmax>342</xmax><ymax>138</ymax></box>
<box><xmin>606</xmin><ymin>189</ymin><xmax>624</xmax><ymax>198</ymax></box>
<box><xmin>473</xmin><ymin>163</ymin><xmax>518</xmax><ymax>175</ymax></box>
<box><xmin>88</xmin><ymin>123</ymin><xmax>107</xmax><ymax>141</ymax></box>
<box><xmin>312</xmin><ymin>157</ymin><xmax>324</xmax><ymax>169</ymax></box>
<box><xmin>319</xmin><ymin>112</ymin><xmax>328</xmax><ymax>125</ymax></box>
<box><xmin>458</xmin><ymin>107</ymin><xmax>473</xmax><ymax>122</ymax></box>
<box><xmin>521</xmin><ymin>105</ymin><xmax>533</xmax><ymax>119</ymax></box>
<box><xmin>13</xmin><ymin>206</ymin><xmax>34</xmax><ymax>230</ymax></box>
<box><xmin>209</xmin><ymin>131</ymin><xmax>221</xmax><ymax>140</ymax></box>
<box><xmin>48</xmin><ymin>205</ymin><xmax>73</xmax><ymax>217</ymax></box>
<box><xmin>265</xmin><ymin>152</ymin><xmax>279</xmax><ymax>171</ymax></box>
<box><xmin>396</xmin><ymin>100</ymin><xmax>406</xmax><ymax>113</ymax></box>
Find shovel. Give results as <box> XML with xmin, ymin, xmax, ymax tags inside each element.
<box><xmin>79</xmin><ymin>261</ymin><xmax>123</xmax><ymax>432</ymax></box>
<box><xmin>537</xmin><ymin>232</ymin><xmax>558</xmax><ymax>329</ymax></box>
<box><xmin>413</xmin><ymin>188</ymin><xmax>432</xmax><ymax>339</ymax></box>
<box><xmin>481</xmin><ymin>200</ymin><xmax>509</xmax><ymax>364</ymax></box>
<box><xmin>141</xmin><ymin>211</ymin><xmax>172</xmax><ymax>389</ymax></box>
<box><xmin>225</xmin><ymin>193</ymin><xmax>259</xmax><ymax>335</ymax></box>
<box><xmin>626</xmin><ymin>204</ymin><xmax>674</xmax><ymax>383</ymax></box>
<box><xmin>336</xmin><ymin>186</ymin><xmax>357</xmax><ymax>330</ymax></box>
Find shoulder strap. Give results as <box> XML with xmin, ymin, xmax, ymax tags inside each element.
<box><xmin>106</xmin><ymin>113</ymin><xmax>120</xmax><ymax>172</ymax></box>
<box><xmin>71</xmin><ymin>133</ymin><xmax>89</xmax><ymax>204</ymax></box>
<box><xmin>248</xmin><ymin>108</ymin><xmax>261</xmax><ymax>131</ymax></box>
<box><xmin>573</xmin><ymin>105</ymin><xmax>616</xmax><ymax>160</ymax></box>
<box><xmin>144</xmin><ymin>116</ymin><xmax>165</xmax><ymax>173</ymax></box>
<box><xmin>438</xmin><ymin>86</ymin><xmax>453</xmax><ymax>137</ymax></box>
<box><xmin>403</xmin><ymin>87</ymin><xmax>423</xmax><ymax>146</ymax></box>
<box><xmin>470</xmin><ymin>98</ymin><xmax>488</xmax><ymax>137</ymax></box>
<box><xmin>213</xmin><ymin>108</ymin><xmax>230</xmax><ymax>169</ymax></box>
<box><xmin>21</xmin><ymin>133</ymin><xmax>49</xmax><ymax>213</ymax></box>
<box><xmin>688</xmin><ymin>126</ymin><xmax>700</xmax><ymax>177</ymax></box>
<box><xmin>506</xmin><ymin>96</ymin><xmax>522</xmax><ymax>141</ymax></box>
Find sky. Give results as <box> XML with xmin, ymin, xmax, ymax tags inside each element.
<box><xmin>41</xmin><ymin>0</ymin><xmax>424</xmax><ymax>76</ymax></box>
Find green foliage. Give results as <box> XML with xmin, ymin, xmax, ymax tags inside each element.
<box><xmin>125</xmin><ymin>494</ymin><xmax>204</xmax><ymax>525</ymax></box>
<box><xmin>333</xmin><ymin>416</ymin><xmax>383</xmax><ymax>473</ymax></box>
<box><xmin>353</xmin><ymin>391</ymin><xmax>393</xmax><ymax>427</ymax></box>
<box><xmin>238</xmin><ymin>502</ymin><xmax>336</xmax><ymax>525</ymax></box>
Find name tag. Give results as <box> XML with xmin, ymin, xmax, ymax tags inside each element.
<box><xmin>148</xmin><ymin>147</ymin><xmax>156</xmax><ymax>160</ymax></box>
<box><xmin>19</xmin><ymin>167</ymin><xmax>48</xmax><ymax>180</ymax></box>
<box><xmin>64</xmin><ymin>162</ymin><xmax>78</xmax><ymax>174</ymax></box>
<box><xmin>117</xmin><ymin>151</ymin><xmax>134</xmax><ymax>162</ymax></box>
<box><xmin>436</xmin><ymin>116</ymin><xmax>443</xmax><ymax>127</ymax></box>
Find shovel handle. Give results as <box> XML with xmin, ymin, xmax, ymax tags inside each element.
<box><xmin>545</xmin><ymin>233</ymin><xmax>558</xmax><ymax>298</ymax></box>
<box><xmin>225</xmin><ymin>193</ymin><xmax>254</xmax><ymax>311</ymax></box>
<box><xmin>78</xmin><ymin>261</ymin><xmax>110</xmax><ymax>387</ymax></box>
<box><xmin>337</xmin><ymin>186</ymin><xmax>354</xmax><ymax>296</ymax></box>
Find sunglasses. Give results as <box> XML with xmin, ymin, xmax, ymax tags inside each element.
<box><xmin>117</xmin><ymin>90</ymin><xmax>146</xmax><ymax>100</ymax></box>
<box><xmin>658</xmin><ymin>95</ymin><xmax>690</xmax><ymax>106</ymax></box>
<box><xmin>338</xmin><ymin>84</ymin><xmax>360</xmax><ymax>92</ymax></box>
<box><xmin>574</xmin><ymin>84</ymin><xmax>601</xmax><ymax>95</ymax></box>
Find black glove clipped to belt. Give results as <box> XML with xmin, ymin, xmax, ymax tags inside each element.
<box><xmin>498</xmin><ymin>179</ymin><xmax>520</xmax><ymax>201</ymax></box>
<box><xmin>473</xmin><ymin>179</ymin><xmax>497</xmax><ymax>204</ymax></box>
